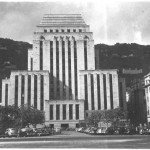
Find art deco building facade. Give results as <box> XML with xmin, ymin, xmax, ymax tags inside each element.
<box><xmin>0</xmin><ymin>14</ymin><xmax>126</xmax><ymax>128</ymax></box>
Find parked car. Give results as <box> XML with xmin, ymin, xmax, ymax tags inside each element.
<box><xmin>5</xmin><ymin>128</ymin><xmax>18</xmax><ymax>137</ymax></box>
<box><xmin>88</xmin><ymin>127</ymin><xmax>97</xmax><ymax>135</ymax></box>
<box><xmin>105</xmin><ymin>127</ymin><xmax>115</xmax><ymax>135</ymax></box>
<box><xmin>36</xmin><ymin>128</ymin><xmax>51</xmax><ymax>136</ymax></box>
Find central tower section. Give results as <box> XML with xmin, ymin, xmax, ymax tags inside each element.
<box><xmin>28</xmin><ymin>14</ymin><xmax>95</xmax><ymax>100</ymax></box>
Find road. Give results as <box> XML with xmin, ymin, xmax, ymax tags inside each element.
<box><xmin>0</xmin><ymin>131</ymin><xmax>150</xmax><ymax>148</ymax></box>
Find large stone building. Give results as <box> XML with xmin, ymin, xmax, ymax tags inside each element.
<box><xmin>0</xmin><ymin>14</ymin><xmax>126</xmax><ymax>128</ymax></box>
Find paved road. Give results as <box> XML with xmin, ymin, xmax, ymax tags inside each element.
<box><xmin>0</xmin><ymin>131</ymin><xmax>150</xmax><ymax>148</ymax></box>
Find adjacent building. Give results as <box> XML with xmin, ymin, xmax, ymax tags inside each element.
<box><xmin>0</xmin><ymin>14</ymin><xmax>126</xmax><ymax>128</ymax></box>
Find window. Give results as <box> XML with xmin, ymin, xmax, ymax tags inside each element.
<box><xmin>50</xmin><ymin>105</ymin><xmax>53</xmax><ymax>120</ymax></box>
<box><xmin>56</xmin><ymin>105</ymin><xmax>60</xmax><ymax>120</ymax></box>
<box><xmin>62</xmin><ymin>29</ymin><xmax>64</xmax><ymax>32</ymax></box>
<box><xmin>67</xmin><ymin>29</ymin><xmax>70</xmax><ymax>32</ymax></box>
<box><xmin>63</xmin><ymin>105</ymin><xmax>66</xmax><ymax>120</ymax></box>
<box><xmin>73</xmin><ymin>29</ymin><xmax>76</xmax><ymax>32</ymax></box>
<box><xmin>79</xmin><ymin>29</ymin><xmax>82</xmax><ymax>32</ymax></box>
<box><xmin>56</xmin><ymin>29</ymin><xmax>59</xmax><ymax>32</ymax></box>
<box><xmin>76</xmin><ymin>104</ymin><xmax>79</xmax><ymax>120</ymax></box>
<box><xmin>50</xmin><ymin>29</ymin><xmax>53</xmax><ymax>33</ymax></box>
<box><xmin>69</xmin><ymin>104</ymin><xmax>73</xmax><ymax>120</ymax></box>
<box><xmin>44</xmin><ymin>29</ymin><xmax>47</xmax><ymax>33</ymax></box>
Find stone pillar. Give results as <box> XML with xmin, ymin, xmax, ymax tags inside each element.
<box><xmin>44</xmin><ymin>73</ymin><xmax>49</xmax><ymax>101</ymax></box>
<box><xmin>53</xmin><ymin>37</ymin><xmax>57</xmax><ymax>99</ymax></box>
<box><xmin>65</xmin><ymin>37</ymin><xmax>69</xmax><ymax>99</ymax></box>
<box><xmin>59</xmin><ymin>38</ymin><xmax>63</xmax><ymax>99</ymax></box>
<box><xmin>24</xmin><ymin>74</ymin><xmax>28</xmax><ymax>105</ymax></box>
<box><xmin>71</xmin><ymin>38</ymin><xmax>75</xmax><ymax>99</ymax></box>
<box><xmin>1</xmin><ymin>81</ymin><xmax>6</xmax><ymax>106</ymax></box>
<box><xmin>94</xmin><ymin>74</ymin><xmax>98</xmax><ymax>110</ymax></box>
<box><xmin>66</xmin><ymin>104</ymin><xmax>69</xmax><ymax>120</ymax></box>
<box><xmin>18</xmin><ymin>74</ymin><xmax>22</xmax><ymax>107</ymax></box>
<box><xmin>87</xmin><ymin>74</ymin><xmax>92</xmax><ymax>110</ymax></box>
<box><xmin>106</xmin><ymin>73</ymin><xmax>111</xmax><ymax>109</ymax></box>
<box><xmin>100</xmin><ymin>74</ymin><xmax>104</xmax><ymax>110</ymax></box>
<box><xmin>31</xmin><ymin>74</ymin><xmax>34</xmax><ymax>106</ymax></box>
<box><xmin>73</xmin><ymin>104</ymin><xmax>76</xmax><ymax>120</ymax></box>
<box><xmin>53</xmin><ymin>104</ymin><xmax>56</xmax><ymax>120</ymax></box>
<box><xmin>112</xmin><ymin>74</ymin><xmax>119</xmax><ymax>108</ymax></box>
<box><xmin>9</xmin><ymin>74</ymin><xmax>15</xmax><ymax>105</ymax></box>
<box><xmin>37</xmin><ymin>74</ymin><xmax>41</xmax><ymax>110</ymax></box>
<box><xmin>79</xmin><ymin>74</ymin><xmax>85</xmax><ymax>99</ymax></box>
<box><xmin>43</xmin><ymin>40</ymin><xmax>50</xmax><ymax>71</ymax></box>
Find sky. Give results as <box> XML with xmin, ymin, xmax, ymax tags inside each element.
<box><xmin>0</xmin><ymin>0</ymin><xmax>150</xmax><ymax>45</ymax></box>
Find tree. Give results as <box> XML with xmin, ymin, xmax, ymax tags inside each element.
<box><xmin>86</xmin><ymin>108</ymin><xmax>127</xmax><ymax>127</ymax></box>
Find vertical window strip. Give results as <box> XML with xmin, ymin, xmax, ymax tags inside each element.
<box><xmin>28</xmin><ymin>75</ymin><xmax>31</xmax><ymax>106</ymax></box>
<box><xmin>84</xmin><ymin>74</ymin><xmax>88</xmax><ymax>110</ymax></box>
<box><xmin>68</xmin><ymin>40</ymin><xmax>72</xmax><ymax>98</ymax></box>
<box><xmin>119</xmin><ymin>82</ymin><xmax>123</xmax><ymax>108</ymax></box>
<box><xmin>50</xmin><ymin>105</ymin><xmax>53</xmax><ymax>120</ymax></box>
<box><xmin>74</xmin><ymin>41</ymin><xmax>78</xmax><ymax>99</ymax></box>
<box><xmin>62</xmin><ymin>40</ymin><xmax>65</xmax><ymax>99</ymax></box>
<box><xmin>40</xmin><ymin>41</ymin><xmax>43</xmax><ymax>70</ymax></box>
<box><xmin>84</xmin><ymin>40</ymin><xmax>87</xmax><ymax>70</ymax></box>
<box><xmin>97</xmin><ymin>74</ymin><xmax>101</xmax><ymax>110</ymax></box>
<box><xmin>56</xmin><ymin>40</ymin><xmax>59</xmax><ymax>99</ymax></box>
<box><xmin>40</xmin><ymin>75</ymin><xmax>44</xmax><ymax>110</ymax></box>
<box><xmin>15</xmin><ymin>75</ymin><xmax>18</xmax><ymax>107</ymax></box>
<box><xmin>21</xmin><ymin>75</ymin><xmax>25</xmax><ymax>105</ymax></box>
<box><xmin>31</xmin><ymin>58</ymin><xmax>33</xmax><ymax>71</ymax></box>
<box><xmin>109</xmin><ymin>74</ymin><xmax>113</xmax><ymax>109</ymax></box>
<box><xmin>69</xmin><ymin>104</ymin><xmax>73</xmax><ymax>120</ymax></box>
<box><xmin>91</xmin><ymin>74</ymin><xmax>94</xmax><ymax>110</ymax></box>
<box><xmin>50</xmin><ymin>41</ymin><xmax>54</xmax><ymax>99</ymax></box>
<box><xmin>5</xmin><ymin>84</ymin><xmax>8</xmax><ymax>106</ymax></box>
<box><xmin>63</xmin><ymin>104</ymin><xmax>66</xmax><ymax>120</ymax></box>
<box><xmin>103</xmin><ymin>74</ymin><xmax>107</xmax><ymax>109</ymax></box>
<box><xmin>56</xmin><ymin>105</ymin><xmax>60</xmax><ymax>120</ymax></box>
<box><xmin>34</xmin><ymin>75</ymin><xmax>37</xmax><ymax>108</ymax></box>
<box><xmin>76</xmin><ymin>104</ymin><xmax>79</xmax><ymax>120</ymax></box>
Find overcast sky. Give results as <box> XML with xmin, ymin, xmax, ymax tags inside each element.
<box><xmin>0</xmin><ymin>0</ymin><xmax>150</xmax><ymax>45</ymax></box>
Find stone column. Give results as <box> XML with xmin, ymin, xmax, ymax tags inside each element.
<box><xmin>65</xmin><ymin>37</ymin><xmax>69</xmax><ymax>99</ymax></box>
<box><xmin>94</xmin><ymin>74</ymin><xmax>98</xmax><ymax>110</ymax></box>
<box><xmin>100</xmin><ymin>74</ymin><xmax>104</xmax><ymax>110</ymax></box>
<box><xmin>18</xmin><ymin>74</ymin><xmax>22</xmax><ymax>107</ymax></box>
<box><xmin>37</xmin><ymin>74</ymin><xmax>41</xmax><ymax>110</ymax></box>
<box><xmin>87</xmin><ymin>74</ymin><xmax>92</xmax><ymax>110</ymax></box>
<box><xmin>71</xmin><ymin>37</ymin><xmax>75</xmax><ymax>99</ymax></box>
<box><xmin>106</xmin><ymin>73</ymin><xmax>111</xmax><ymax>109</ymax></box>
<box><xmin>112</xmin><ymin>74</ymin><xmax>119</xmax><ymax>108</ymax></box>
<box><xmin>31</xmin><ymin>74</ymin><xmax>34</xmax><ymax>106</ymax></box>
<box><xmin>44</xmin><ymin>73</ymin><xmax>49</xmax><ymax>101</ymax></box>
<box><xmin>53</xmin><ymin>37</ymin><xmax>57</xmax><ymax>99</ymax></box>
<box><xmin>73</xmin><ymin>104</ymin><xmax>76</xmax><ymax>120</ymax></box>
<box><xmin>66</xmin><ymin>104</ymin><xmax>69</xmax><ymax>120</ymax></box>
<box><xmin>53</xmin><ymin>104</ymin><xmax>56</xmax><ymax>120</ymax></box>
<box><xmin>59</xmin><ymin>37</ymin><xmax>63</xmax><ymax>99</ymax></box>
<box><xmin>9</xmin><ymin>74</ymin><xmax>15</xmax><ymax>105</ymax></box>
<box><xmin>1</xmin><ymin>81</ymin><xmax>6</xmax><ymax>106</ymax></box>
<box><xmin>79</xmin><ymin>74</ymin><xmax>85</xmax><ymax>99</ymax></box>
<box><xmin>24</xmin><ymin>74</ymin><xmax>28</xmax><ymax>105</ymax></box>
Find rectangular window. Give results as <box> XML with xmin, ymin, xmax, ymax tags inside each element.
<box><xmin>97</xmin><ymin>75</ymin><xmax>101</xmax><ymax>110</ymax></box>
<box><xmin>79</xmin><ymin>29</ymin><xmax>82</xmax><ymax>32</ymax></box>
<box><xmin>40</xmin><ymin>75</ymin><xmax>44</xmax><ymax>110</ymax></box>
<box><xmin>84</xmin><ymin>75</ymin><xmax>88</xmax><ymax>110</ymax></box>
<box><xmin>34</xmin><ymin>75</ymin><xmax>37</xmax><ymax>108</ymax></box>
<box><xmin>67</xmin><ymin>29</ymin><xmax>70</xmax><ymax>32</ymax></box>
<box><xmin>61</xmin><ymin>29</ymin><xmax>64</xmax><ymax>32</ymax></box>
<box><xmin>73</xmin><ymin>29</ymin><xmax>76</xmax><ymax>32</ymax></box>
<box><xmin>21</xmin><ymin>75</ymin><xmax>25</xmax><ymax>105</ymax></box>
<box><xmin>91</xmin><ymin>75</ymin><xmax>94</xmax><ymax>110</ymax></box>
<box><xmin>84</xmin><ymin>40</ymin><xmax>87</xmax><ymax>70</ymax></box>
<box><xmin>5</xmin><ymin>84</ymin><xmax>8</xmax><ymax>106</ymax></box>
<box><xmin>56</xmin><ymin>29</ymin><xmax>59</xmax><ymax>32</ymax></box>
<box><xmin>50</xmin><ymin>29</ymin><xmax>53</xmax><ymax>32</ymax></box>
<box><xmin>109</xmin><ymin>74</ymin><xmax>113</xmax><ymax>109</ymax></box>
<box><xmin>15</xmin><ymin>75</ymin><xmax>18</xmax><ymax>107</ymax></box>
<box><xmin>44</xmin><ymin>29</ymin><xmax>47</xmax><ymax>33</ymax></box>
<box><xmin>50</xmin><ymin>105</ymin><xmax>53</xmax><ymax>120</ymax></box>
<box><xmin>74</xmin><ymin>41</ymin><xmax>78</xmax><ymax>99</ymax></box>
<box><xmin>119</xmin><ymin>82</ymin><xmax>123</xmax><ymax>108</ymax></box>
<box><xmin>76</xmin><ymin>104</ymin><xmax>79</xmax><ymax>120</ymax></box>
<box><xmin>103</xmin><ymin>74</ymin><xmax>107</xmax><ymax>109</ymax></box>
<box><xmin>63</xmin><ymin>104</ymin><xmax>66</xmax><ymax>120</ymax></box>
<box><xmin>28</xmin><ymin>75</ymin><xmax>31</xmax><ymax>106</ymax></box>
<box><xmin>40</xmin><ymin>41</ymin><xmax>43</xmax><ymax>70</ymax></box>
<box><xmin>69</xmin><ymin>104</ymin><xmax>73</xmax><ymax>120</ymax></box>
<box><xmin>56</xmin><ymin>105</ymin><xmax>60</xmax><ymax>120</ymax></box>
